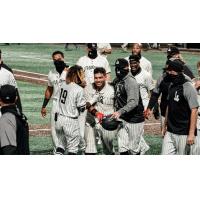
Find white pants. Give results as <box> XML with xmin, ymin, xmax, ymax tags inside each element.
<box><xmin>51</xmin><ymin>100</ymin><xmax>65</xmax><ymax>150</ymax></box>
<box><xmin>55</xmin><ymin>115</ymin><xmax>80</xmax><ymax>154</ymax></box>
<box><xmin>162</xmin><ymin>131</ymin><xmax>200</xmax><ymax>155</ymax></box>
<box><xmin>118</xmin><ymin>121</ymin><xmax>149</xmax><ymax>154</ymax></box>
<box><xmin>84</xmin><ymin>123</ymin><xmax>117</xmax><ymax>154</ymax></box>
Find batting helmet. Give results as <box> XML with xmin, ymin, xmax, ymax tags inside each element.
<box><xmin>101</xmin><ymin>115</ymin><xmax>122</xmax><ymax>131</ymax></box>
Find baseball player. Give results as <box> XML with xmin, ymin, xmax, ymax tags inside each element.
<box><xmin>41</xmin><ymin>51</ymin><xmax>69</xmax><ymax>155</ymax></box>
<box><xmin>55</xmin><ymin>65</ymin><xmax>86</xmax><ymax>155</ymax></box>
<box><xmin>76</xmin><ymin>43</ymin><xmax>111</xmax><ymax>85</ymax></box>
<box><xmin>161</xmin><ymin>60</ymin><xmax>199</xmax><ymax>155</ymax></box>
<box><xmin>84</xmin><ymin>67</ymin><xmax>116</xmax><ymax>155</ymax></box>
<box><xmin>112</xmin><ymin>58</ymin><xmax>148</xmax><ymax>155</ymax></box>
<box><xmin>125</xmin><ymin>43</ymin><xmax>153</xmax><ymax>75</ymax></box>
<box><xmin>76</xmin><ymin>43</ymin><xmax>111</xmax><ymax>148</ymax></box>
<box><xmin>129</xmin><ymin>55</ymin><xmax>154</xmax><ymax>109</ymax></box>
<box><xmin>97</xmin><ymin>43</ymin><xmax>112</xmax><ymax>57</ymax></box>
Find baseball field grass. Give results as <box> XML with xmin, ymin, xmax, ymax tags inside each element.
<box><xmin>1</xmin><ymin>43</ymin><xmax>200</xmax><ymax>155</ymax></box>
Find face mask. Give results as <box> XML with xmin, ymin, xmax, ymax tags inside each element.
<box><xmin>115</xmin><ymin>67</ymin><xmax>129</xmax><ymax>80</ymax></box>
<box><xmin>54</xmin><ymin>60</ymin><xmax>67</xmax><ymax>74</ymax></box>
<box><xmin>88</xmin><ymin>49</ymin><xmax>97</xmax><ymax>59</ymax></box>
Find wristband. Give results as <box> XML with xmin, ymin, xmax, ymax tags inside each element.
<box><xmin>42</xmin><ymin>98</ymin><xmax>49</xmax><ymax>108</ymax></box>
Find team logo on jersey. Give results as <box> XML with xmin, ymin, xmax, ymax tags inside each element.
<box><xmin>174</xmin><ymin>91</ymin><xmax>179</xmax><ymax>102</ymax></box>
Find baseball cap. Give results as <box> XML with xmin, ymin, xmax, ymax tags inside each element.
<box><xmin>115</xmin><ymin>58</ymin><xmax>129</xmax><ymax>69</ymax></box>
<box><xmin>129</xmin><ymin>55</ymin><xmax>140</xmax><ymax>63</ymax></box>
<box><xmin>0</xmin><ymin>85</ymin><xmax>17</xmax><ymax>104</ymax></box>
<box><xmin>87</xmin><ymin>43</ymin><xmax>97</xmax><ymax>50</ymax></box>
<box><xmin>167</xmin><ymin>46</ymin><xmax>180</xmax><ymax>57</ymax></box>
<box><xmin>166</xmin><ymin>59</ymin><xmax>184</xmax><ymax>72</ymax></box>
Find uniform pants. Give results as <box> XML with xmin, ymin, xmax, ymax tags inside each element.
<box><xmin>55</xmin><ymin>115</ymin><xmax>80</xmax><ymax>154</ymax></box>
<box><xmin>51</xmin><ymin>101</ymin><xmax>65</xmax><ymax>151</ymax></box>
<box><xmin>84</xmin><ymin>123</ymin><xmax>117</xmax><ymax>154</ymax></box>
<box><xmin>118</xmin><ymin>121</ymin><xmax>149</xmax><ymax>155</ymax></box>
<box><xmin>162</xmin><ymin>131</ymin><xmax>200</xmax><ymax>155</ymax></box>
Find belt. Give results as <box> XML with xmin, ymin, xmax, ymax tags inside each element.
<box><xmin>59</xmin><ymin>113</ymin><xmax>78</xmax><ymax>119</ymax></box>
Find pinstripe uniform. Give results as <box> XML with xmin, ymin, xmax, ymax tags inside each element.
<box><xmin>84</xmin><ymin>82</ymin><xmax>117</xmax><ymax>154</ymax></box>
<box><xmin>47</xmin><ymin>69</ymin><xmax>67</xmax><ymax>150</ymax></box>
<box><xmin>113</xmin><ymin>73</ymin><xmax>149</xmax><ymax>155</ymax></box>
<box><xmin>0</xmin><ymin>67</ymin><xmax>18</xmax><ymax>118</ymax></box>
<box><xmin>162</xmin><ymin>80</ymin><xmax>199</xmax><ymax>155</ymax></box>
<box><xmin>76</xmin><ymin>55</ymin><xmax>111</xmax><ymax>152</ymax></box>
<box><xmin>55</xmin><ymin>82</ymin><xmax>86</xmax><ymax>154</ymax></box>
<box><xmin>133</xmin><ymin>68</ymin><xmax>154</xmax><ymax>109</ymax></box>
<box><xmin>76</xmin><ymin>55</ymin><xmax>111</xmax><ymax>85</ymax></box>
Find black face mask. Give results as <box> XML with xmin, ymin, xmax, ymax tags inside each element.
<box><xmin>54</xmin><ymin>60</ymin><xmax>67</xmax><ymax>74</ymax></box>
<box><xmin>88</xmin><ymin>49</ymin><xmax>97</xmax><ymax>59</ymax></box>
<box><xmin>164</xmin><ymin>72</ymin><xmax>184</xmax><ymax>84</ymax></box>
<box><xmin>115</xmin><ymin>67</ymin><xmax>129</xmax><ymax>80</ymax></box>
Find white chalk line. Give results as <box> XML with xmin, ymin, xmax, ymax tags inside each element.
<box><xmin>13</xmin><ymin>69</ymin><xmax>48</xmax><ymax>77</ymax></box>
<box><xmin>15</xmin><ymin>74</ymin><xmax>48</xmax><ymax>82</ymax></box>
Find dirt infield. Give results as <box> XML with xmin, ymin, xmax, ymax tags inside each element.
<box><xmin>14</xmin><ymin>69</ymin><xmax>161</xmax><ymax>136</ymax></box>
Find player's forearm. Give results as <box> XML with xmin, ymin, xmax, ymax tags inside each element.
<box><xmin>189</xmin><ymin>108</ymin><xmax>198</xmax><ymax>136</ymax></box>
<box><xmin>42</xmin><ymin>87</ymin><xmax>53</xmax><ymax>108</ymax></box>
<box><xmin>147</xmin><ymin>92</ymin><xmax>160</xmax><ymax>110</ymax></box>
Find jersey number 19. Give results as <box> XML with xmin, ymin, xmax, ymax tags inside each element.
<box><xmin>60</xmin><ymin>88</ymin><xmax>68</xmax><ymax>104</ymax></box>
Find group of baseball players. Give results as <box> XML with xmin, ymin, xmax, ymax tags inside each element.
<box><xmin>1</xmin><ymin>43</ymin><xmax>200</xmax><ymax>155</ymax></box>
<box><xmin>39</xmin><ymin>43</ymin><xmax>200</xmax><ymax>155</ymax></box>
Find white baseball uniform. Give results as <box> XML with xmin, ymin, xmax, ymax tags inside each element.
<box><xmin>84</xmin><ymin>82</ymin><xmax>116</xmax><ymax>154</ymax></box>
<box><xmin>125</xmin><ymin>56</ymin><xmax>153</xmax><ymax>75</ymax></box>
<box><xmin>97</xmin><ymin>43</ymin><xmax>112</xmax><ymax>57</ymax></box>
<box><xmin>76</xmin><ymin>55</ymin><xmax>111</xmax><ymax>85</ymax></box>
<box><xmin>134</xmin><ymin>68</ymin><xmax>154</xmax><ymax>109</ymax></box>
<box><xmin>0</xmin><ymin>67</ymin><xmax>18</xmax><ymax>117</ymax></box>
<box><xmin>55</xmin><ymin>82</ymin><xmax>86</xmax><ymax>154</ymax></box>
<box><xmin>47</xmin><ymin>69</ymin><xmax>67</xmax><ymax>150</ymax></box>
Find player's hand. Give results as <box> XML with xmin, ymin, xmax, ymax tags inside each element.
<box><xmin>111</xmin><ymin>112</ymin><xmax>121</xmax><ymax>119</ymax></box>
<box><xmin>95</xmin><ymin>112</ymin><xmax>104</xmax><ymax>123</ymax></box>
<box><xmin>187</xmin><ymin>134</ymin><xmax>195</xmax><ymax>145</ymax></box>
<box><xmin>41</xmin><ymin>108</ymin><xmax>47</xmax><ymax>118</ymax></box>
<box><xmin>144</xmin><ymin>108</ymin><xmax>152</xmax><ymax>119</ymax></box>
<box><xmin>195</xmin><ymin>80</ymin><xmax>200</xmax><ymax>89</ymax></box>
<box><xmin>161</xmin><ymin>125</ymin><xmax>167</xmax><ymax>137</ymax></box>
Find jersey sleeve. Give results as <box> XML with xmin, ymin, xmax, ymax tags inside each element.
<box><xmin>77</xmin><ymin>88</ymin><xmax>86</xmax><ymax>108</ymax></box>
<box><xmin>8</xmin><ymin>73</ymin><xmax>17</xmax><ymax>88</ymax></box>
<box><xmin>76</xmin><ymin>57</ymin><xmax>83</xmax><ymax>67</ymax></box>
<box><xmin>104</xmin><ymin>58</ymin><xmax>111</xmax><ymax>74</ymax></box>
<box><xmin>183</xmin><ymin>82</ymin><xmax>199</xmax><ymax>109</ymax></box>
<box><xmin>47</xmin><ymin>71</ymin><xmax>53</xmax><ymax>87</ymax></box>
<box><xmin>145</xmin><ymin>72</ymin><xmax>154</xmax><ymax>91</ymax></box>
<box><xmin>118</xmin><ymin>76</ymin><xmax>139</xmax><ymax>115</ymax></box>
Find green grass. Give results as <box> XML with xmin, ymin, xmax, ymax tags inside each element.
<box><xmin>1</xmin><ymin>43</ymin><xmax>200</xmax><ymax>80</ymax></box>
<box><xmin>29</xmin><ymin>134</ymin><xmax>162</xmax><ymax>155</ymax></box>
<box><xmin>17</xmin><ymin>81</ymin><xmax>52</xmax><ymax>125</ymax></box>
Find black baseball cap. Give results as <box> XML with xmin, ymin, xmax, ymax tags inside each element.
<box><xmin>87</xmin><ymin>43</ymin><xmax>97</xmax><ymax>50</ymax></box>
<box><xmin>166</xmin><ymin>59</ymin><xmax>183</xmax><ymax>72</ymax></box>
<box><xmin>129</xmin><ymin>55</ymin><xmax>140</xmax><ymax>63</ymax></box>
<box><xmin>115</xmin><ymin>58</ymin><xmax>129</xmax><ymax>69</ymax></box>
<box><xmin>167</xmin><ymin>46</ymin><xmax>180</xmax><ymax>57</ymax></box>
<box><xmin>0</xmin><ymin>85</ymin><xmax>17</xmax><ymax>104</ymax></box>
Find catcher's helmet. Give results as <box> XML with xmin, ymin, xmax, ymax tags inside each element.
<box><xmin>101</xmin><ymin>115</ymin><xmax>122</xmax><ymax>131</ymax></box>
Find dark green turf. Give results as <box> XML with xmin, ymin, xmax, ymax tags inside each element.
<box><xmin>29</xmin><ymin>134</ymin><xmax>162</xmax><ymax>155</ymax></box>
<box><xmin>1</xmin><ymin>43</ymin><xmax>199</xmax><ymax>80</ymax></box>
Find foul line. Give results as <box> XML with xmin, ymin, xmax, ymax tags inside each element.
<box><xmin>13</xmin><ymin>69</ymin><xmax>48</xmax><ymax>77</ymax></box>
<box><xmin>14</xmin><ymin>74</ymin><xmax>48</xmax><ymax>82</ymax></box>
